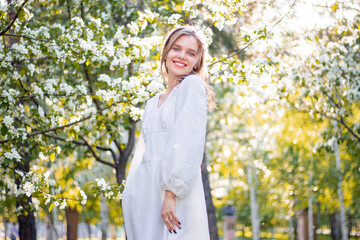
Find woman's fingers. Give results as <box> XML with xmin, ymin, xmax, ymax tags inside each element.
<box><xmin>162</xmin><ymin>212</ymin><xmax>181</xmax><ymax>233</ymax></box>
<box><xmin>170</xmin><ymin>213</ymin><xmax>181</xmax><ymax>230</ymax></box>
<box><xmin>166</xmin><ymin>216</ymin><xmax>176</xmax><ymax>233</ymax></box>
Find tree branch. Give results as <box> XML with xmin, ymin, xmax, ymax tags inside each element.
<box><xmin>67</xmin><ymin>0</ymin><xmax>72</xmax><ymax>20</ymax></box>
<box><xmin>5</xmin><ymin>56</ymin><xmax>54</xmax><ymax>64</ymax></box>
<box><xmin>339</xmin><ymin>117</ymin><xmax>360</xmax><ymax>142</ymax></box>
<box><xmin>0</xmin><ymin>100</ymin><xmax>123</xmax><ymax>144</ymax></box>
<box><xmin>312</xmin><ymin>4</ymin><xmax>360</xmax><ymax>12</ymax></box>
<box><xmin>0</xmin><ymin>0</ymin><xmax>31</xmax><ymax>36</ymax></box>
<box><xmin>320</xmin><ymin>87</ymin><xmax>339</xmax><ymax>108</ymax></box>
<box><xmin>45</xmin><ymin>133</ymin><xmax>119</xmax><ymax>164</ymax></box>
<box><xmin>3</xmin><ymin>33</ymin><xmax>50</xmax><ymax>42</ymax></box>
<box><xmin>78</xmin><ymin>135</ymin><xmax>116</xmax><ymax>168</ymax></box>
<box><xmin>289</xmin><ymin>100</ymin><xmax>360</xmax><ymax>142</ymax></box>
<box><xmin>209</xmin><ymin>0</ymin><xmax>298</xmax><ymax>66</ymax></box>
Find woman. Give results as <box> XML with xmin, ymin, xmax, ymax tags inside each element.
<box><xmin>122</xmin><ymin>26</ymin><xmax>216</xmax><ymax>240</ymax></box>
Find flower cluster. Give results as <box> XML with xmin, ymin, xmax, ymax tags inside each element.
<box><xmin>94</xmin><ymin>178</ymin><xmax>124</xmax><ymax>200</ymax></box>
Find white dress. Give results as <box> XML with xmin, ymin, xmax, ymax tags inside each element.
<box><xmin>122</xmin><ymin>74</ymin><xmax>210</xmax><ymax>240</ymax></box>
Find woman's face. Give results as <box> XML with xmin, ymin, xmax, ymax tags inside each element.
<box><xmin>165</xmin><ymin>35</ymin><xmax>199</xmax><ymax>79</ymax></box>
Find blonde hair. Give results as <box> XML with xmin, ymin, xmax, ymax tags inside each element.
<box><xmin>160</xmin><ymin>26</ymin><xmax>216</xmax><ymax>111</ymax></box>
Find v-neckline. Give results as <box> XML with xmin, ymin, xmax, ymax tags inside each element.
<box><xmin>156</xmin><ymin>83</ymin><xmax>181</xmax><ymax>110</ymax></box>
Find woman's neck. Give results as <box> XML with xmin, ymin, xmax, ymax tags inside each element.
<box><xmin>166</xmin><ymin>75</ymin><xmax>182</xmax><ymax>92</ymax></box>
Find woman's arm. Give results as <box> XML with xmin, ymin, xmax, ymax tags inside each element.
<box><xmin>160</xmin><ymin>74</ymin><xmax>207</xmax><ymax>198</ymax></box>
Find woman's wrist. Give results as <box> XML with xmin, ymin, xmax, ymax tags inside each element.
<box><xmin>165</xmin><ymin>190</ymin><xmax>176</xmax><ymax>199</ymax></box>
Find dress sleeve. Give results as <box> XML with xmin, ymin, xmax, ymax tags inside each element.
<box><xmin>159</xmin><ymin>75</ymin><xmax>207</xmax><ymax>198</ymax></box>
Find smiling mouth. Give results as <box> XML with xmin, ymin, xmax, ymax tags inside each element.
<box><xmin>173</xmin><ymin>61</ymin><xmax>186</xmax><ymax>67</ymax></box>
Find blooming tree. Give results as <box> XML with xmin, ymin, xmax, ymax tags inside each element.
<box><xmin>0</xmin><ymin>0</ymin><xmax>248</xmax><ymax>239</ymax></box>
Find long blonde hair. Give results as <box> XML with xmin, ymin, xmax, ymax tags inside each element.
<box><xmin>160</xmin><ymin>26</ymin><xmax>216</xmax><ymax>111</ymax></box>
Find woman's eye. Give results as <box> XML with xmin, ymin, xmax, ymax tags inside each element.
<box><xmin>188</xmin><ymin>52</ymin><xmax>195</xmax><ymax>56</ymax></box>
<box><xmin>173</xmin><ymin>47</ymin><xmax>179</xmax><ymax>51</ymax></box>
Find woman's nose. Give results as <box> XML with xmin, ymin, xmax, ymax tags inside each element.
<box><xmin>178</xmin><ymin>51</ymin><xmax>186</xmax><ymax>59</ymax></box>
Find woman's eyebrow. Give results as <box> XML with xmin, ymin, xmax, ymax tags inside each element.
<box><xmin>173</xmin><ymin>43</ymin><xmax>197</xmax><ymax>53</ymax></box>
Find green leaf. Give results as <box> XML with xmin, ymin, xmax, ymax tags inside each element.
<box><xmin>1</xmin><ymin>125</ymin><xmax>8</xmax><ymax>136</ymax></box>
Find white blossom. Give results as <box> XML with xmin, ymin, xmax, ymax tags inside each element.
<box><xmin>60</xmin><ymin>82</ymin><xmax>74</xmax><ymax>95</ymax></box>
<box><xmin>71</xmin><ymin>17</ymin><xmax>84</xmax><ymax>28</ymax></box>
<box><xmin>168</xmin><ymin>14</ymin><xmax>182</xmax><ymax>25</ymax></box>
<box><xmin>48</xmin><ymin>179</ymin><xmax>56</xmax><ymax>186</ymax></box>
<box><xmin>38</xmin><ymin>26</ymin><xmax>50</xmax><ymax>39</ymax></box>
<box><xmin>59</xmin><ymin>200</ymin><xmax>67</xmax><ymax>210</ymax></box>
<box><xmin>96</xmin><ymin>89</ymin><xmax>118</xmax><ymax>102</ymax></box>
<box><xmin>0</xmin><ymin>0</ymin><xmax>8</xmax><ymax>11</ymax></box>
<box><xmin>28</xmin><ymin>64</ymin><xmax>36</xmax><ymax>75</ymax></box>
<box><xmin>95</xmin><ymin>178</ymin><xmax>110</xmax><ymax>191</ymax></box>
<box><xmin>147</xmin><ymin>79</ymin><xmax>164</xmax><ymax>94</ymax></box>
<box><xmin>3</xmin><ymin>115</ymin><xmax>13</xmax><ymax>128</ymax></box>
<box><xmin>32</xmin><ymin>197</ymin><xmax>40</xmax><ymax>211</ymax></box>
<box><xmin>119</xmin><ymin>55</ymin><xmax>131</xmax><ymax>68</ymax></box>
<box><xmin>38</xmin><ymin>106</ymin><xmax>45</xmax><ymax>118</ymax></box>
<box><xmin>182</xmin><ymin>0</ymin><xmax>200</xmax><ymax>11</ymax></box>
<box><xmin>12</xmin><ymin>42</ymin><xmax>29</xmax><ymax>55</ymax></box>
<box><xmin>56</xmin><ymin>146</ymin><xmax>61</xmax><ymax>154</ymax></box>
<box><xmin>44</xmin><ymin>79</ymin><xmax>57</xmax><ymax>95</ymax></box>
<box><xmin>128</xmin><ymin>22</ymin><xmax>139</xmax><ymax>35</ymax></box>
<box><xmin>102</xmin><ymin>39</ymin><xmax>115</xmax><ymax>57</ymax></box>
<box><xmin>130</xmin><ymin>106</ymin><xmax>144</xmax><ymax>121</ymax></box>
<box><xmin>98</xmin><ymin>74</ymin><xmax>112</xmax><ymax>85</ymax></box>
<box><xmin>4</xmin><ymin>149</ymin><xmax>22</xmax><ymax>162</ymax></box>
<box><xmin>39</xmin><ymin>152</ymin><xmax>47</xmax><ymax>161</ymax></box>
<box><xmin>90</xmin><ymin>16</ymin><xmax>101</xmax><ymax>28</ymax></box>
<box><xmin>105</xmin><ymin>191</ymin><xmax>114</xmax><ymax>199</ymax></box>
<box><xmin>79</xmin><ymin>39</ymin><xmax>96</xmax><ymax>51</ymax></box>
<box><xmin>190</xmin><ymin>8</ymin><xmax>199</xmax><ymax>19</ymax></box>
<box><xmin>3</xmin><ymin>89</ymin><xmax>20</xmax><ymax>104</ymax></box>
<box><xmin>23</xmin><ymin>181</ymin><xmax>35</xmax><ymax>197</ymax></box>
<box><xmin>33</xmin><ymin>85</ymin><xmax>44</xmax><ymax>98</ymax></box>
<box><xmin>80</xmin><ymin>189</ymin><xmax>87</xmax><ymax>205</ymax></box>
<box><xmin>204</xmin><ymin>27</ymin><xmax>213</xmax><ymax>45</ymax></box>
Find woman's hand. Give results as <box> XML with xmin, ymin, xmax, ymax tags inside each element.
<box><xmin>161</xmin><ymin>190</ymin><xmax>181</xmax><ymax>233</ymax></box>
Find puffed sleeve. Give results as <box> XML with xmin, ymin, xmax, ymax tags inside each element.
<box><xmin>159</xmin><ymin>75</ymin><xmax>207</xmax><ymax>198</ymax></box>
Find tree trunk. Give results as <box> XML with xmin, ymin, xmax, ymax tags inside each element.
<box><xmin>290</xmin><ymin>215</ymin><xmax>294</xmax><ymax>240</ymax></box>
<box><xmin>66</xmin><ymin>207</ymin><xmax>79</xmax><ymax>240</ymax></box>
<box><xmin>47</xmin><ymin>189</ymin><xmax>59</xmax><ymax>240</ymax></box>
<box><xmin>15</xmin><ymin>152</ymin><xmax>37</xmax><ymax>240</ymax></box>
<box><xmin>333</xmin><ymin>124</ymin><xmax>348</xmax><ymax>240</ymax></box>
<box><xmin>330</xmin><ymin>212</ymin><xmax>341</xmax><ymax>240</ymax></box>
<box><xmin>201</xmin><ymin>152</ymin><xmax>219</xmax><ymax>240</ymax></box>
<box><xmin>294</xmin><ymin>215</ymin><xmax>298</xmax><ymax>240</ymax></box>
<box><xmin>86</xmin><ymin>221</ymin><xmax>92</xmax><ymax>239</ymax></box>
<box><xmin>4</xmin><ymin>220</ymin><xmax>8</xmax><ymax>240</ymax></box>
<box><xmin>247</xmin><ymin>164</ymin><xmax>260</xmax><ymax>240</ymax></box>
<box><xmin>308</xmin><ymin>171</ymin><xmax>314</xmax><ymax>240</ymax></box>
<box><xmin>100</xmin><ymin>195</ymin><xmax>109</xmax><ymax>240</ymax></box>
<box><xmin>111</xmin><ymin>224</ymin><xmax>116</xmax><ymax>239</ymax></box>
<box><xmin>17</xmin><ymin>207</ymin><xmax>37</xmax><ymax>240</ymax></box>
<box><xmin>46</xmin><ymin>212</ymin><xmax>57</xmax><ymax>240</ymax></box>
